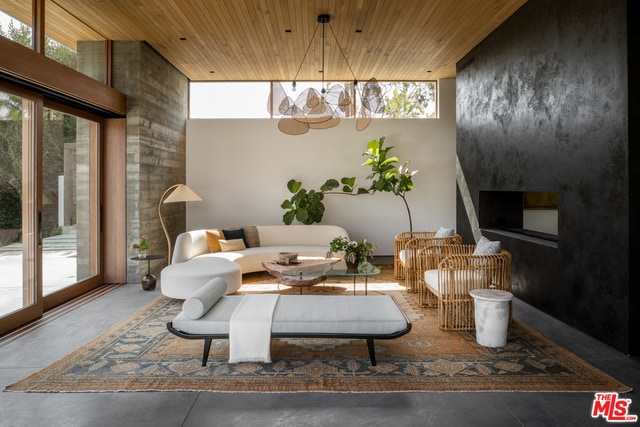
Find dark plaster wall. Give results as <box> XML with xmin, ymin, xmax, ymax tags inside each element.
<box><xmin>456</xmin><ymin>0</ymin><xmax>632</xmax><ymax>353</ymax></box>
<box><xmin>628</xmin><ymin>1</ymin><xmax>640</xmax><ymax>357</ymax></box>
<box><xmin>111</xmin><ymin>41</ymin><xmax>189</xmax><ymax>284</ymax></box>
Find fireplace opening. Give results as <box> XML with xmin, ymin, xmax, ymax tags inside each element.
<box><xmin>479</xmin><ymin>191</ymin><xmax>558</xmax><ymax>242</ymax></box>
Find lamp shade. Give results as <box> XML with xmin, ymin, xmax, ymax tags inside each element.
<box><xmin>163</xmin><ymin>184</ymin><xmax>202</xmax><ymax>203</ymax></box>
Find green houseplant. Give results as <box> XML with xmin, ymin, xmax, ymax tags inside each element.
<box><xmin>281</xmin><ymin>136</ymin><xmax>417</xmax><ymax>230</ymax></box>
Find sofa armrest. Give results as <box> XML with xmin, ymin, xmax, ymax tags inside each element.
<box><xmin>173</xmin><ymin>229</ymin><xmax>210</xmax><ymax>263</ymax></box>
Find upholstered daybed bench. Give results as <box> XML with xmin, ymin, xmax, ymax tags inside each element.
<box><xmin>167</xmin><ymin>278</ymin><xmax>411</xmax><ymax>366</ymax></box>
<box><xmin>161</xmin><ymin>224</ymin><xmax>348</xmax><ymax>298</ymax></box>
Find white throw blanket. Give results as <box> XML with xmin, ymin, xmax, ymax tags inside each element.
<box><xmin>228</xmin><ymin>294</ymin><xmax>279</xmax><ymax>363</ymax></box>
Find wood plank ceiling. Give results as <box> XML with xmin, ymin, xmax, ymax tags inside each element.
<box><xmin>3</xmin><ymin>0</ymin><xmax>527</xmax><ymax>82</ymax></box>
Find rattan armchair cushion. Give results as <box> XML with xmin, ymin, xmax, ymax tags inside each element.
<box><xmin>420</xmin><ymin>245</ymin><xmax>512</xmax><ymax>331</ymax></box>
<box><xmin>395</xmin><ymin>233</ymin><xmax>462</xmax><ymax>292</ymax></box>
<box><xmin>394</xmin><ymin>231</ymin><xmax>437</xmax><ymax>280</ymax></box>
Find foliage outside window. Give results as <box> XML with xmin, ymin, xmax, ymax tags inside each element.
<box><xmin>0</xmin><ymin>15</ymin><xmax>31</xmax><ymax>48</ymax></box>
<box><xmin>189</xmin><ymin>81</ymin><xmax>437</xmax><ymax>119</ymax></box>
<box><xmin>272</xmin><ymin>81</ymin><xmax>436</xmax><ymax>119</ymax></box>
<box><xmin>0</xmin><ymin>10</ymin><xmax>31</xmax><ymax>47</ymax></box>
<box><xmin>381</xmin><ymin>82</ymin><xmax>437</xmax><ymax>118</ymax></box>
<box><xmin>0</xmin><ymin>14</ymin><xmax>77</xmax><ymax>68</ymax></box>
<box><xmin>0</xmin><ymin>20</ymin><xmax>78</xmax><ymax>239</ymax></box>
<box><xmin>0</xmin><ymin>94</ymin><xmax>76</xmax><ymax>238</ymax></box>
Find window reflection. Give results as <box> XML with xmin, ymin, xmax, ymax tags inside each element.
<box><xmin>45</xmin><ymin>0</ymin><xmax>107</xmax><ymax>83</ymax></box>
<box><xmin>0</xmin><ymin>90</ymin><xmax>29</xmax><ymax>317</ymax></box>
<box><xmin>42</xmin><ymin>107</ymin><xmax>99</xmax><ymax>296</ymax></box>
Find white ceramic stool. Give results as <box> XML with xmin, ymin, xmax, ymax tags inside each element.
<box><xmin>160</xmin><ymin>257</ymin><xmax>242</xmax><ymax>299</ymax></box>
<box><xmin>469</xmin><ymin>288</ymin><xmax>513</xmax><ymax>347</ymax></box>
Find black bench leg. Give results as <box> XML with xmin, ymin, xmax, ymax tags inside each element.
<box><xmin>367</xmin><ymin>338</ymin><xmax>377</xmax><ymax>366</ymax></box>
<box><xmin>202</xmin><ymin>338</ymin><xmax>212</xmax><ymax>366</ymax></box>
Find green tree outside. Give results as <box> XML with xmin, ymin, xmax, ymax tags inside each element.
<box><xmin>382</xmin><ymin>82</ymin><xmax>436</xmax><ymax>118</ymax></box>
<box><xmin>0</xmin><ymin>20</ymin><xmax>77</xmax><ymax>238</ymax></box>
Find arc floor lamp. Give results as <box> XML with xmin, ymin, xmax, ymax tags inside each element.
<box><xmin>158</xmin><ymin>184</ymin><xmax>202</xmax><ymax>264</ymax></box>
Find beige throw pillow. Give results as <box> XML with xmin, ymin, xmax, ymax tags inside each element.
<box><xmin>219</xmin><ymin>238</ymin><xmax>246</xmax><ymax>252</ymax></box>
<box><xmin>205</xmin><ymin>229</ymin><xmax>224</xmax><ymax>253</ymax></box>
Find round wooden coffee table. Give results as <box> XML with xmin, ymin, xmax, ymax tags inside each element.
<box><xmin>262</xmin><ymin>259</ymin><xmax>333</xmax><ymax>294</ymax></box>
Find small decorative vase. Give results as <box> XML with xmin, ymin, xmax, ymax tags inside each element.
<box><xmin>345</xmin><ymin>259</ymin><xmax>359</xmax><ymax>271</ymax></box>
<box><xmin>138</xmin><ymin>251</ymin><xmax>147</xmax><ymax>259</ymax></box>
<box><xmin>142</xmin><ymin>273</ymin><xmax>156</xmax><ymax>291</ymax></box>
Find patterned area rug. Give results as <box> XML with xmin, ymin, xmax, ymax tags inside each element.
<box><xmin>6</xmin><ymin>267</ymin><xmax>630</xmax><ymax>393</ymax></box>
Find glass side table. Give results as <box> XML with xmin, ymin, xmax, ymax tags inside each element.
<box><xmin>130</xmin><ymin>254</ymin><xmax>165</xmax><ymax>291</ymax></box>
<box><xmin>282</xmin><ymin>260</ymin><xmax>380</xmax><ymax>295</ymax></box>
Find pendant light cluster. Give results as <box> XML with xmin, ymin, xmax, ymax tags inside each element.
<box><xmin>267</xmin><ymin>14</ymin><xmax>385</xmax><ymax>135</ymax></box>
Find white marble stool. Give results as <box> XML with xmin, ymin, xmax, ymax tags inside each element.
<box><xmin>469</xmin><ymin>288</ymin><xmax>513</xmax><ymax>347</ymax></box>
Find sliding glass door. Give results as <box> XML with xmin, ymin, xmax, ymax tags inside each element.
<box><xmin>0</xmin><ymin>87</ymin><xmax>40</xmax><ymax>328</ymax></box>
<box><xmin>0</xmin><ymin>84</ymin><xmax>102</xmax><ymax>333</ymax></box>
<box><xmin>41</xmin><ymin>106</ymin><xmax>100</xmax><ymax>300</ymax></box>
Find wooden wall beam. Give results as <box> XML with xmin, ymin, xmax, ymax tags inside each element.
<box><xmin>103</xmin><ymin>118</ymin><xmax>127</xmax><ymax>284</ymax></box>
<box><xmin>0</xmin><ymin>37</ymin><xmax>126</xmax><ymax>116</ymax></box>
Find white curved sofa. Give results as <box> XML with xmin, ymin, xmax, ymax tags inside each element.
<box><xmin>161</xmin><ymin>225</ymin><xmax>349</xmax><ymax>299</ymax></box>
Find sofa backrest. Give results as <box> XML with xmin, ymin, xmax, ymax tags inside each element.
<box><xmin>172</xmin><ymin>225</ymin><xmax>349</xmax><ymax>264</ymax></box>
<box><xmin>172</xmin><ymin>229</ymin><xmax>209</xmax><ymax>263</ymax></box>
<box><xmin>257</xmin><ymin>225</ymin><xmax>348</xmax><ymax>247</ymax></box>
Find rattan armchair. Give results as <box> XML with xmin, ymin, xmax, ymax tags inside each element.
<box><xmin>419</xmin><ymin>244</ymin><xmax>512</xmax><ymax>331</ymax></box>
<box><xmin>394</xmin><ymin>231</ymin><xmax>462</xmax><ymax>292</ymax></box>
<box><xmin>395</xmin><ymin>231</ymin><xmax>433</xmax><ymax>279</ymax></box>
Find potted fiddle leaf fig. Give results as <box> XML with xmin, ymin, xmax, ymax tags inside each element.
<box><xmin>362</xmin><ymin>136</ymin><xmax>417</xmax><ymax>230</ymax></box>
<box><xmin>281</xmin><ymin>180</ymin><xmax>326</xmax><ymax>225</ymax></box>
<box><xmin>281</xmin><ymin>136</ymin><xmax>418</xmax><ymax>230</ymax></box>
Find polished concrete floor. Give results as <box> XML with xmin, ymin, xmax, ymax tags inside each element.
<box><xmin>0</xmin><ymin>281</ymin><xmax>638</xmax><ymax>427</ymax></box>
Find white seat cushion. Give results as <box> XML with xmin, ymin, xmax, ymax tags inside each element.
<box><xmin>424</xmin><ymin>269</ymin><xmax>489</xmax><ymax>294</ymax></box>
<box><xmin>399</xmin><ymin>249</ymin><xmax>407</xmax><ymax>265</ymax></box>
<box><xmin>171</xmin><ymin>295</ymin><xmax>408</xmax><ymax>337</ymax></box>
<box><xmin>272</xmin><ymin>296</ymin><xmax>408</xmax><ymax>335</ymax></box>
<box><xmin>161</xmin><ymin>257</ymin><xmax>242</xmax><ymax>299</ymax></box>
<box><xmin>424</xmin><ymin>269</ymin><xmax>439</xmax><ymax>292</ymax></box>
<box><xmin>398</xmin><ymin>249</ymin><xmax>420</xmax><ymax>267</ymax></box>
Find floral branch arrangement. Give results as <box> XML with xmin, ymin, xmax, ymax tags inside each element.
<box><xmin>327</xmin><ymin>236</ymin><xmax>376</xmax><ymax>264</ymax></box>
<box><xmin>132</xmin><ymin>235</ymin><xmax>156</xmax><ymax>256</ymax></box>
